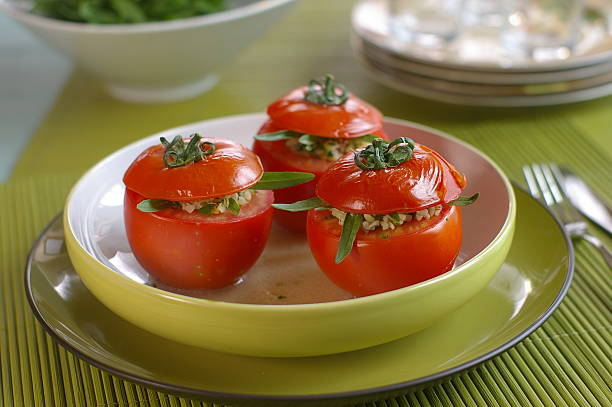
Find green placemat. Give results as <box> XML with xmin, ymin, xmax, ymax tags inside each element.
<box><xmin>2</xmin><ymin>0</ymin><xmax>612</xmax><ymax>405</ymax></box>
<box><xmin>1</xmin><ymin>121</ymin><xmax>611</xmax><ymax>406</ymax></box>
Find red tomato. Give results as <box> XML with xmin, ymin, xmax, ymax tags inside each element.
<box><xmin>124</xmin><ymin>189</ymin><xmax>273</xmax><ymax>289</ymax></box>
<box><xmin>253</xmin><ymin>120</ymin><xmax>329</xmax><ymax>231</ymax></box>
<box><xmin>316</xmin><ymin>144</ymin><xmax>467</xmax><ymax>213</ymax></box>
<box><xmin>267</xmin><ymin>87</ymin><xmax>384</xmax><ymax>139</ymax></box>
<box><xmin>123</xmin><ymin>137</ymin><xmax>263</xmax><ymax>201</ymax></box>
<box><xmin>253</xmin><ymin>120</ymin><xmax>387</xmax><ymax>231</ymax></box>
<box><xmin>307</xmin><ymin>206</ymin><xmax>462</xmax><ymax>297</ymax></box>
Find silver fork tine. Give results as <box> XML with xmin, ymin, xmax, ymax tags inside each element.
<box><xmin>522</xmin><ymin>165</ymin><xmax>541</xmax><ymax>200</ymax></box>
<box><xmin>531</xmin><ymin>164</ymin><xmax>555</xmax><ymax>206</ymax></box>
<box><xmin>543</xmin><ymin>163</ymin><xmax>586</xmax><ymax>224</ymax></box>
<box><xmin>523</xmin><ymin>162</ymin><xmax>612</xmax><ymax>270</ymax></box>
<box><xmin>541</xmin><ymin>164</ymin><xmax>564</xmax><ymax>205</ymax></box>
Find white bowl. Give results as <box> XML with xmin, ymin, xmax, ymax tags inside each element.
<box><xmin>0</xmin><ymin>0</ymin><xmax>296</xmax><ymax>103</ymax></box>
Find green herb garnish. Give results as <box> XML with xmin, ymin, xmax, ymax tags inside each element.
<box><xmin>251</xmin><ymin>172</ymin><xmax>315</xmax><ymax>190</ymax></box>
<box><xmin>304</xmin><ymin>74</ymin><xmax>349</xmax><ymax>106</ymax></box>
<box><xmin>298</xmin><ymin>134</ymin><xmax>318</xmax><ymax>152</ymax></box>
<box><xmin>160</xmin><ymin>134</ymin><xmax>215</xmax><ymax>168</ymax></box>
<box><xmin>272</xmin><ymin>197</ymin><xmax>362</xmax><ymax>264</ymax></box>
<box><xmin>136</xmin><ymin>199</ymin><xmax>174</xmax><ymax>212</ymax></box>
<box><xmin>254</xmin><ymin>131</ymin><xmax>380</xmax><ymax>157</ymax></box>
<box><xmin>448</xmin><ymin>193</ymin><xmax>480</xmax><ymax>206</ymax></box>
<box><xmin>31</xmin><ymin>0</ymin><xmax>226</xmax><ymax>24</ymax></box>
<box><xmin>354</xmin><ymin>137</ymin><xmax>415</xmax><ymax>170</ymax></box>
<box><xmin>272</xmin><ymin>197</ymin><xmax>328</xmax><ymax>212</ymax></box>
<box><xmin>198</xmin><ymin>204</ymin><xmax>215</xmax><ymax>215</ymax></box>
<box><xmin>227</xmin><ymin>197</ymin><xmax>240</xmax><ymax>215</ymax></box>
<box><xmin>336</xmin><ymin>213</ymin><xmax>363</xmax><ymax>264</ymax></box>
<box><xmin>253</xmin><ymin>130</ymin><xmax>301</xmax><ymax>142</ymax></box>
<box><xmin>388</xmin><ymin>213</ymin><xmax>401</xmax><ymax>224</ymax></box>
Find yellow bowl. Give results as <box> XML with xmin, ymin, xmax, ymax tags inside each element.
<box><xmin>64</xmin><ymin>113</ymin><xmax>515</xmax><ymax>357</ymax></box>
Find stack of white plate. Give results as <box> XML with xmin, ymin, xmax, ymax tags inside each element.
<box><xmin>352</xmin><ymin>0</ymin><xmax>612</xmax><ymax>107</ymax></box>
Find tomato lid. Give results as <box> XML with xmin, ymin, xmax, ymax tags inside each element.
<box><xmin>266</xmin><ymin>87</ymin><xmax>384</xmax><ymax>139</ymax></box>
<box><xmin>123</xmin><ymin>137</ymin><xmax>263</xmax><ymax>201</ymax></box>
<box><xmin>316</xmin><ymin>143</ymin><xmax>467</xmax><ymax>213</ymax></box>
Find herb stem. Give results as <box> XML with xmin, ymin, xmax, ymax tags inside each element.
<box><xmin>354</xmin><ymin>137</ymin><xmax>415</xmax><ymax>170</ymax></box>
<box><xmin>160</xmin><ymin>134</ymin><xmax>215</xmax><ymax>168</ymax></box>
<box><xmin>304</xmin><ymin>74</ymin><xmax>349</xmax><ymax>106</ymax></box>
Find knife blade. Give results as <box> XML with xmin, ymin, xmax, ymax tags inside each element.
<box><xmin>556</xmin><ymin>166</ymin><xmax>612</xmax><ymax>236</ymax></box>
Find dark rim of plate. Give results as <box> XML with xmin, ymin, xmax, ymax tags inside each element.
<box><xmin>23</xmin><ymin>183</ymin><xmax>574</xmax><ymax>405</ymax></box>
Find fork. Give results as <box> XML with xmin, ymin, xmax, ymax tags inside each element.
<box><xmin>522</xmin><ymin>163</ymin><xmax>612</xmax><ymax>270</ymax></box>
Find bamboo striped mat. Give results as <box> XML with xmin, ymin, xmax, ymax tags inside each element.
<box><xmin>1</xmin><ymin>113</ymin><xmax>610</xmax><ymax>406</ymax></box>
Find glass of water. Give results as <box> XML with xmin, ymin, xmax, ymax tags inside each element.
<box><xmin>388</xmin><ymin>0</ymin><xmax>466</xmax><ymax>50</ymax></box>
<box><xmin>501</xmin><ymin>0</ymin><xmax>584</xmax><ymax>62</ymax></box>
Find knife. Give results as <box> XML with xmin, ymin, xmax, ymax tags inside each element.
<box><xmin>556</xmin><ymin>166</ymin><xmax>612</xmax><ymax>236</ymax></box>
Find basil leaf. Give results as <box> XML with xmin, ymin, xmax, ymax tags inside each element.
<box><xmin>198</xmin><ymin>204</ymin><xmax>214</xmax><ymax>215</ymax></box>
<box><xmin>272</xmin><ymin>197</ymin><xmax>328</xmax><ymax>212</ymax></box>
<box><xmin>448</xmin><ymin>193</ymin><xmax>480</xmax><ymax>206</ymax></box>
<box><xmin>336</xmin><ymin>213</ymin><xmax>363</xmax><ymax>264</ymax></box>
<box><xmin>136</xmin><ymin>199</ymin><xmax>173</xmax><ymax>212</ymax></box>
<box><xmin>251</xmin><ymin>172</ymin><xmax>315</xmax><ymax>190</ymax></box>
<box><xmin>227</xmin><ymin>198</ymin><xmax>241</xmax><ymax>215</ymax></box>
<box><xmin>253</xmin><ymin>130</ymin><xmax>299</xmax><ymax>141</ymax></box>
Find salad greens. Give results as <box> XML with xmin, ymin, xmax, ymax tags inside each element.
<box><xmin>32</xmin><ymin>0</ymin><xmax>226</xmax><ymax>24</ymax></box>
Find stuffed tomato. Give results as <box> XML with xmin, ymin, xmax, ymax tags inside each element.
<box><xmin>274</xmin><ymin>137</ymin><xmax>478</xmax><ymax>297</ymax></box>
<box><xmin>123</xmin><ymin>134</ymin><xmax>313</xmax><ymax>290</ymax></box>
<box><xmin>252</xmin><ymin>74</ymin><xmax>386</xmax><ymax>232</ymax></box>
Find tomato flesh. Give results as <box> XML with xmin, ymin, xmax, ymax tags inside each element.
<box><xmin>307</xmin><ymin>206</ymin><xmax>462</xmax><ymax>297</ymax></box>
<box><xmin>252</xmin><ymin>121</ymin><xmax>326</xmax><ymax>231</ymax></box>
<box><xmin>124</xmin><ymin>188</ymin><xmax>274</xmax><ymax>289</ymax></box>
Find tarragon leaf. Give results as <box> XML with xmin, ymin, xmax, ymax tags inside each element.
<box><xmin>251</xmin><ymin>172</ymin><xmax>315</xmax><ymax>190</ymax></box>
<box><xmin>448</xmin><ymin>193</ymin><xmax>480</xmax><ymax>206</ymax></box>
<box><xmin>136</xmin><ymin>199</ymin><xmax>173</xmax><ymax>212</ymax></box>
<box><xmin>253</xmin><ymin>130</ymin><xmax>300</xmax><ymax>141</ymax></box>
<box><xmin>335</xmin><ymin>213</ymin><xmax>363</xmax><ymax>264</ymax></box>
<box><xmin>272</xmin><ymin>197</ymin><xmax>328</xmax><ymax>212</ymax></box>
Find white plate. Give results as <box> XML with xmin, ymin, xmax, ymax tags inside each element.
<box><xmin>358</xmin><ymin>51</ymin><xmax>612</xmax><ymax>107</ymax></box>
<box><xmin>354</xmin><ymin>35</ymin><xmax>612</xmax><ymax>85</ymax></box>
<box><xmin>357</xmin><ymin>45</ymin><xmax>612</xmax><ymax>96</ymax></box>
<box><xmin>353</xmin><ymin>0</ymin><xmax>612</xmax><ymax>73</ymax></box>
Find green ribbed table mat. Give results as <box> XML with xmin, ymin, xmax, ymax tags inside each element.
<box><xmin>1</xmin><ymin>118</ymin><xmax>611</xmax><ymax>406</ymax></box>
<box><xmin>2</xmin><ymin>0</ymin><xmax>612</xmax><ymax>405</ymax></box>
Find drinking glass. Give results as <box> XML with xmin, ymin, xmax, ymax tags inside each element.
<box><xmin>388</xmin><ymin>0</ymin><xmax>466</xmax><ymax>49</ymax></box>
<box><xmin>501</xmin><ymin>0</ymin><xmax>584</xmax><ymax>62</ymax></box>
